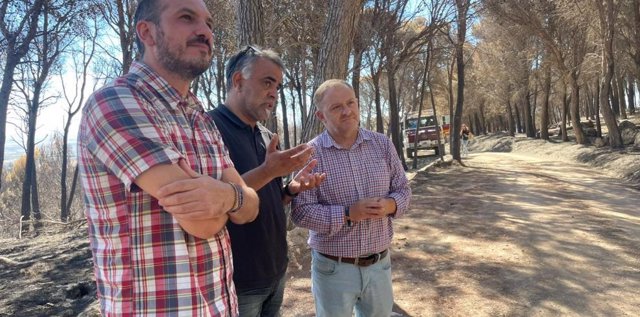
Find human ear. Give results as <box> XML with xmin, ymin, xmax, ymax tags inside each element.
<box><xmin>136</xmin><ymin>21</ymin><xmax>157</xmax><ymax>49</ymax></box>
<box><xmin>232</xmin><ymin>71</ymin><xmax>244</xmax><ymax>91</ymax></box>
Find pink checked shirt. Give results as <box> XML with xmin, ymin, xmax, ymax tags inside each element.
<box><xmin>291</xmin><ymin>128</ymin><xmax>411</xmax><ymax>257</ymax></box>
<box><xmin>78</xmin><ymin>62</ymin><xmax>237</xmax><ymax>316</ymax></box>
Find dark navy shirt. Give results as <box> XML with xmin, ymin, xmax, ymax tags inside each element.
<box><xmin>208</xmin><ymin>105</ymin><xmax>287</xmax><ymax>291</ymax></box>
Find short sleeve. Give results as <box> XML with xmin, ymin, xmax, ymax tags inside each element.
<box><xmin>81</xmin><ymin>86</ymin><xmax>184</xmax><ymax>191</ymax></box>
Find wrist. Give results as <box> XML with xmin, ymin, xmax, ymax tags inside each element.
<box><xmin>226</xmin><ymin>182</ymin><xmax>244</xmax><ymax>213</ymax></box>
<box><xmin>344</xmin><ymin>206</ymin><xmax>352</xmax><ymax>227</ymax></box>
<box><xmin>284</xmin><ymin>181</ymin><xmax>298</xmax><ymax>197</ymax></box>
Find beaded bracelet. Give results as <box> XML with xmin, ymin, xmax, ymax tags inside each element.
<box><xmin>226</xmin><ymin>182</ymin><xmax>244</xmax><ymax>213</ymax></box>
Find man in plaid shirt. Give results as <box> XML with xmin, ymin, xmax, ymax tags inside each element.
<box><xmin>77</xmin><ymin>0</ymin><xmax>259</xmax><ymax>315</ymax></box>
<box><xmin>292</xmin><ymin>80</ymin><xmax>411</xmax><ymax>317</ymax></box>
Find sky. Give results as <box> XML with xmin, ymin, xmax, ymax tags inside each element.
<box><xmin>4</xmin><ymin>70</ymin><xmax>86</xmax><ymax>167</ymax></box>
<box><xmin>2</xmin><ymin>0</ymin><xmax>432</xmax><ymax>167</ymax></box>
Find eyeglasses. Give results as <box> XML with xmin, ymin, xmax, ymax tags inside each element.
<box><xmin>225</xmin><ymin>45</ymin><xmax>261</xmax><ymax>82</ymax></box>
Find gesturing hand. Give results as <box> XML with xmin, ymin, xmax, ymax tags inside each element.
<box><xmin>156</xmin><ymin>159</ymin><xmax>232</xmax><ymax>220</ymax></box>
<box><xmin>287</xmin><ymin>159</ymin><xmax>326</xmax><ymax>195</ymax></box>
<box><xmin>264</xmin><ymin>134</ymin><xmax>314</xmax><ymax>178</ymax></box>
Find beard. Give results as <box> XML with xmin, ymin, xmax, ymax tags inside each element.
<box><xmin>156</xmin><ymin>27</ymin><xmax>212</xmax><ymax>81</ymax></box>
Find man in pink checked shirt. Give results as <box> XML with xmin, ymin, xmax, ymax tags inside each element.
<box><xmin>291</xmin><ymin>79</ymin><xmax>411</xmax><ymax>317</ymax></box>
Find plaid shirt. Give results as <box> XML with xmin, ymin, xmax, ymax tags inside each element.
<box><xmin>78</xmin><ymin>62</ymin><xmax>237</xmax><ymax>316</ymax></box>
<box><xmin>291</xmin><ymin>128</ymin><xmax>411</xmax><ymax>257</ymax></box>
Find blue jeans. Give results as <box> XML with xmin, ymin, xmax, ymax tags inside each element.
<box><xmin>311</xmin><ymin>250</ymin><xmax>393</xmax><ymax>317</ymax></box>
<box><xmin>236</xmin><ymin>274</ymin><xmax>286</xmax><ymax>317</ymax></box>
<box><xmin>462</xmin><ymin>139</ymin><xmax>469</xmax><ymax>157</ymax></box>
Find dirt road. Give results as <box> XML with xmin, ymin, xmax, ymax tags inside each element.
<box><xmin>282</xmin><ymin>152</ymin><xmax>640</xmax><ymax>317</ymax></box>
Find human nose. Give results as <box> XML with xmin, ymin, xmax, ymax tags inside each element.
<box><xmin>195</xmin><ymin>21</ymin><xmax>213</xmax><ymax>46</ymax></box>
<box><xmin>267</xmin><ymin>86</ymin><xmax>278</xmax><ymax>99</ymax></box>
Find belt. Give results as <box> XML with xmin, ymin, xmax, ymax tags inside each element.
<box><xmin>319</xmin><ymin>249</ymin><xmax>388</xmax><ymax>267</ymax></box>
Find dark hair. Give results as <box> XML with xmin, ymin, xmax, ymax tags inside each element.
<box><xmin>133</xmin><ymin>0</ymin><xmax>164</xmax><ymax>59</ymax></box>
<box><xmin>225</xmin><ymin>45</ymin><xmax>285</xmax><ymax>91</ymax></box>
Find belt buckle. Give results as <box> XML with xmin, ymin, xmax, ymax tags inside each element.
<box><xmin>372</xmin><ymin>253</ymin><xmax>380</xmax><ymax>264</ymax></box>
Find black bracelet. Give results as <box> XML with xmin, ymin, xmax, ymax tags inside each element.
<box><xmin>284</xmin><ymin>181</ymin><xmax>298</xmax><ymax>197</ymax></box>
<box><xmin>344</xmin><ymin>206</ymin><xmax>352</xmax><ymax>227</ymax></box>
<box><xmin>226</xmin><ymin>182</ymin><xmax>243</xmax><ymax>213</ymax></box>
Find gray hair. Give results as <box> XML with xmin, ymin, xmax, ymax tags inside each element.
<box><xmin>225</xmin><ymin>46</ymin><xmax>285</xmax><ymax>91</ymax></box>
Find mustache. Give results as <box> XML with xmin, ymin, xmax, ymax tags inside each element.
<box><xmin>187</xmin><ymin>36</ymin><xmax>212</xmax><ymax>51</ymax></box>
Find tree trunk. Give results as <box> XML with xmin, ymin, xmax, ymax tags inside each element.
<box><xmin>568</xmin><ymin>73</ymin><xmax>586</xmax><ymax>144</ymax></box>
<box><xmin>31</xmin><ymin>166</ymin><xmax>42</xmax><ymax>234</ymax></box>
<box><xmin>115</xmin><ymin>0</ymin><xmax>134</xmax><ymax>73</ymax></box>
<box><xmin>540</xmin><ymin>66</ymin><xmax>551</xmax><ymax>140</ymax></box>
<box><xmin>352</xmin><ymin>46</ymin><xmax>364</xmax><ymax>101</ymax></box>
<box><xmin>0</xmin><ymin>0</ymin><xmax>45</xmax><ymax>188</ymax></box>
<box><xmin>66</xmin><ymin>165</ymin><xmax>80</xmax><ymax>216</ymax></box>
<box><xmin>561</xmin><ymin>85</ymin><xmax>569</xmax><ymax>142</ymax></box>
<box><xmin>0</xmin><ymin>57</ymin><xmax>19</xmax><ymax>190</ymax></box>
<box><xmin>524</xmin><ymin>91</ymin><xmax>535</xmax><ymax>138</ymax></box>
<box><xmin>288</xmin><ymin>83</ymin><xmax>298</xmax><ymax>146</ymax></box>
<box><xmin>447</xmin><ymin>53</ymin><xmax>456</xmax><ymax>152</ymax></box>
<box><xmin>279</xmin><ymin>88</ymin><xmax>290</xmax><ymax>149</ymax></box>
<box><xmin>235</xmin><ymin>0</ymin><xmax>265</xmax><ymax>47</ymax></box>
<box><xmin>628</xmin><ymin>75</ymin><xmax>636</xmax><ymax>115</ymax></box>
<box><xmin>506</xmin><ymin>99</ymin><xmax>515</xmax><ymax>137</ymax></box>
<box><xmin>595</xmin><ymin>78</ymin><xmax>602</xmax><ymax>138</ymax></box>
<box><xmin>514</xmin><ymin>103</ymin><xmax>522</xmax><ymax>134</ymax></box>
<box><xmin>20</xmin><ymin>112</ymin><xmax>38</xmax><ymax>235</ymax></box>
<box><xmin>611</xmin><ymin>79</ymin><xmax>620</xmax><ymax>116</ymax></box>
<box><xmin>373</xmin><ymin>72</ymin><xmax>384</xmax><ymax>133</ymax></box>
<box><xmin>617</xmin><ymin>73</ymin><xmax>627</xmax><ymax>119</ymax></box>
<box><xmin>452</xmin><ymin>0</ymin><xmax>469</xmax><ymax>161</ymax></box>
<box><xmin>597</xmin><ymin>0</ymin><xmax>623</xmax><ymax>148</ymax></box>
<box><xmin>301</xmin><ymin>0</ymin><xmax>364</xmax><ymax>142</ymax></box>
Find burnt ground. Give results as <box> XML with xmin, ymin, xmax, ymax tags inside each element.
<box><xmin>1</xmin><ymin>130</ymin><xmax>639</xmax><ymax>317</ymax></box>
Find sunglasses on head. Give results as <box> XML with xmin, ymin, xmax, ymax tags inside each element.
<box><xmin>226</xmin><ymin>45</ymin><xmax>261</xmax><ymax>80</ymax></box>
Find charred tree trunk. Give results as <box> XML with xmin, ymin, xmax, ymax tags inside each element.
<box><xmin>597</xmin><ymin>0</ymin><xmax>623</xmax><ymax>148</ymax></box>
<box><xmin>0</xmin><ymin>0</ymin><xmax>46</xmax><ymax>189</ymax></box>
<box><xmin>617</xmin><ymin>73</ymin><xmax>627</xmax><ymax>119</ymax></box>
<box><xmin>279</xmin><ymin>88</ymin><xmax>290</xmax><ymax>149</ymax></box>
<box><xmin>561</xmin><ymin>85</ymin><xmax>569</xmax><ymax>142</ymax></box>
<box><xmin>628</xmin><ymin>75</ymin><xmax>636</xmax><ymax>115</ymax></box>
<box><xmin>568</xmin><ymin>72</ymin><xmax>586</xmax><ymax>144</ymax></box>
<box><xmin>506</xmin><ymin>100</ymin><xmax>515</xmax><ymax>137</ymax></box>
<box><xmin>235</xmin><ymin>0</ymin><xmax>265</xmax><ymax>47</ymax></box>
<box><xmin>540</xmin><ymin>66</ymin><xmax>551</xmax><ymax>140</ymax></box>
<box><xmin>301</xmin><ymin>0</ymin><xmax>364</xmax><ymax>141</ymax></box>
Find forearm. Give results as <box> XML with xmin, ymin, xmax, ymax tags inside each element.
<box><xmin>177</xmin><ymin>216</ymin><xmax>228</xmax><ymax>239</ymax></box>
<box><xmin>223</xmin><ymin>168</ymin><xmax>260</xmax><ymax>224</ymax></box>
<box><xmin>135</xmin><ymin>162</ymin><xmax>233</xmax><ymax>239</ymax></box>
<box><xmin>241</xmin><ymin>163</ymin><xmax>275</xmax><ymax>191</ymax></box>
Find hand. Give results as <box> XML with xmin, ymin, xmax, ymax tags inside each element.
<box><xmin>263</xmin><ymin>135</ymin><xmax>314</xmax><ymax>178</ymax></box>
<box><xmin>156</xmin><ymin>159</ymin><xmax>233</xmax><ymax>220</ymax></box>
<box><xmin>287</xmin><ymin>159</ymin><xmax>326</xmax><ymax>195</ymax></box>
<box><xmin>348</xmin><ymin>197</ymin><xmax>394</xmax><ymax>222</ymax></box>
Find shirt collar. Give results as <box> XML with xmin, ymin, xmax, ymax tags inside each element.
<box><xmin>319</xmin><ymin>127</ymin><xmax>372</xmax><ymax>150</ymax></box>
<box><xmin>217</xmin><ymin>104</ymin><xmax>262</xmax><ymax>132</ymax></box>
<box><xmin>129</xmin><ymin>61</ymin><xmax>202</xmax><ymax>111</ymax></box>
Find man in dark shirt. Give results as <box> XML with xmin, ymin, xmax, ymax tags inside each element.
<box><xmin>209</xmin><ymin>46</ymin><xmax>326</xmax><ymax>316</ymax></box>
